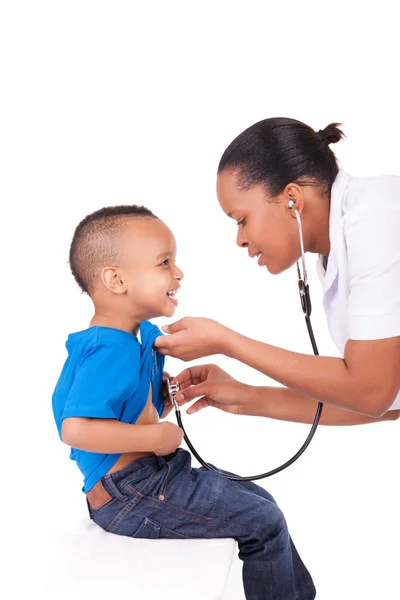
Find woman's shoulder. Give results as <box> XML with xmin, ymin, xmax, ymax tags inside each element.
<box><xmin>343</xmin><ymin>173</ymin><xmax>400</xmax><ymax>214</ymax></box>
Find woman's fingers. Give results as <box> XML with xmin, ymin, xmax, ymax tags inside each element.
<box><xmin>153</xmin><ymin>330</ymin><xmax>189</xmax><ymax>358</ymax></box>
<box><xmin>170</xmin><ymin>366</ymin><xmax>204</xmax><ymax>388</ymax></box>
<box><xmin>172</xmin><ymin>364</ymin><xmax>222</xmax><ymax>386</ymax></box>
<box><xmin>161</xmin><ymin>319</ymin><xmax>187</xmax><ymax>335</ymax></box>
<box><xmin>187</xmin><ymin>397</ymin><xmax>211</xmax><ymax>414</ymax></box>
<box><xmin>175</xmin><ymin>382</ymin><xmax>210</xmax><ymax>404</ymax></box>
<box><xmin>153</xmin><ymin>334</ymin><xmax>173</xmax><ymax>350</ymax></box>
<box><xmin>185</xmin><ymin>394</ymin><xmax>238</xmax><ymax>415</ymax></box>
<box><xmin>154</xmin><ymin>318</ymin><xmax>228</xmax><ymax>361</ymax></box>
<box><xmin>177</xmin><ymin>378</ymin><xmax>202</xmax><ymax>392</ymax></box>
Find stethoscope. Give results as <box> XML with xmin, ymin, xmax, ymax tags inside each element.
<box><xmin>167</xmin><ymin>200</ymin><xmax>323</xmax><ymax>481</ymax></box>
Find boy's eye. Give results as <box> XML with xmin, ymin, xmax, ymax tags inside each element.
<box><xmin>237</xmin><ymin>218</ymin><xmax>247</xmax><ymax>227</ymax></box>
<box><xmin>160</xmin><ymin>258</ymin><xmax>169</xmax><ymax>266</ymax></box>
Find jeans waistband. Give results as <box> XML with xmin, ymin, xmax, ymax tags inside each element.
<box><xmin>104</xmin><ymin>448</ymin><xmax>181</xmax><ymax>486</ymax></box>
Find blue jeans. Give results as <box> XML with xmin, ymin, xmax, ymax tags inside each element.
<box><xmin>88</xmin><ymin>448</ymin><xmax>316</xmax><ymax>600</ymax></box>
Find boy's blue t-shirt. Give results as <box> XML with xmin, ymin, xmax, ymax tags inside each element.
<box><xmin>52</xmin><ymin>322</ymin><xmax>165</xmax><ymax>493</ymax></box>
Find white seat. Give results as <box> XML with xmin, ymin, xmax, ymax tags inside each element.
<box><xmin>43</xmin><ymin>516</ymin><xmax>236</xmax><ymax>600</ymax></box>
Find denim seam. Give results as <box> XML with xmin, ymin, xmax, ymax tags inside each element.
<box><xmin>117</xmin><ymin>465</ymin><xmax>159</xmax><ymax>488</ymax></box>
<box><xmin>120</xmin><ymin>478</ymin><xmax>151</xmax><ymax>493</ymax></box>
<box><xmin>104</xmin><ymin>492</ymin><xmax>191</xmax><ymax>539</ymax></box>
<box><xmin>137</xmin><ymin>492</ymin><xmax>213</xmax><ymax>524</ymax></box>
<box><xmin>159</xmin><ymin>461</ymin><xmax>173</xmax><ymax>497</ymax></box>
<box><xmin>123</xmin><ymin>477</ymin><xmax>156</xmax><ymax>498</ymax></box>
<box><xmin>163</xmin><ymin>528</ymin><xmax>190</xmax><ymax>539</ymax></box>
<box><xmin>106</xmin><ymin>496</ymin><xmax>142</xmax><ymax>533</ymax></box>
<box><xmin>118</xmin><ymin>460</ymin><xmax>172</xmax><ymax>499</ymax></box>
<box><xmin>103</xmin><ymin>476</ymin><xmax>129</xmax><ymax>502</ymax></box>
<box><xmin>123</xmin><ymin>487</ymin><xmax>278</xmax><ymax>538</ymax></box>
<box><xmin>140</xmin><ymin>490</ymin><xmax>277</xmax><ymax>532</ymax></box>
<box><xmin>150</xmin><ymin>521</ymin><xmax>190</xmax><ymax>540</ymax></box>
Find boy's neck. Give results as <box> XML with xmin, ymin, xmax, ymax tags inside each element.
<box><xmin>90</xmin><ymin>312</ymin><xmax>141</xmax><ymax>336</ymax></box>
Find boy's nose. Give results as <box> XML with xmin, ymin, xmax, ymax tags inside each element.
<box><xmin>175</xmin><ymin>265</ymin><xmax>184</xmax><ymax>281</ymax></box>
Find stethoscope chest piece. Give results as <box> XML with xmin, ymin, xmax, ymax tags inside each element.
<box><xmin>166</xmin><ymin>379</ymin><xmax>181</xmax><ymax>411</ymax></box>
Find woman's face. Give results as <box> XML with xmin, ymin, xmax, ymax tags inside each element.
<box><xmin>217</xmin><ymin>169</ymin><xmax>301</xmax><ymax>275</ymax></box>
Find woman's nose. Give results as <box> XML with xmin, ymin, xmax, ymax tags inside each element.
<box><xmin>236</xmin><ymin>227</ymin><xmax>249</xmax><ymax>249</ymax></box>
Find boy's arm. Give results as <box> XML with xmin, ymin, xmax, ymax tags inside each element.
<box><xmin>62</xmin><ymin>418</ymin><xmax>175</xmax><ymax>454</ymax></box>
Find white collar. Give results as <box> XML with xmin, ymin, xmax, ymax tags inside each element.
<box><xmin>317</xmin><ymin>170</ymin><xmax>352</xmax><ymax>292</ymax></box>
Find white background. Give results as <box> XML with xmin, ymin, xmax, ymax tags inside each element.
<box><xmin>1</xmin><ymin>2</ymin><xmax>399</xmax><ymax>599</ymax></box>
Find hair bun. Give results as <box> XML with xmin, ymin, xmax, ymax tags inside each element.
<box><xmin>317</xmin><ymin>123</ymin><xmax>345</xmax><ymax>145</ymax></box>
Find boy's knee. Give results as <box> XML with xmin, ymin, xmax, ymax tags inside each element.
<box><xmin>258</xmin><ymin>503</ymin><xmax>288</xmax><ymax>539</ymax></box>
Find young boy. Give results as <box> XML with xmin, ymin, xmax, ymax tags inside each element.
<box><xmin>52</xmin><ymin>205</ymin><xmax>316</xmax><ymax>600</ymax></box>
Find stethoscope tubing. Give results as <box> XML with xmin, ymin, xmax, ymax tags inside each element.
<box><xmin>169</xmin><ymin>206</ymin><xmax>323</xmax><ymax>480</ymax></box>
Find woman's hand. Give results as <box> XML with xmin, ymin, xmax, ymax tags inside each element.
<box><xmin>153</xmin><ymin>317</ymin><xmax>234</xmax><ymax>361</ymax></box>
<box><xmin>170</xmin><ymin>364</ymin><xmax>251</xmax><ymax>415</ymax></box>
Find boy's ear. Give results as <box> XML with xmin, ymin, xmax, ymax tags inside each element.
<box><xmin>101</xmin><ymin>266</ymin><xmax>126</xmax><ymax>294</ymax></box>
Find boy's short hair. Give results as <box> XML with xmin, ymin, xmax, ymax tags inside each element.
<box><xmin>69</xmin><ymin>205</ymin><xmax>156</xmax><ymax>295</ymax></box>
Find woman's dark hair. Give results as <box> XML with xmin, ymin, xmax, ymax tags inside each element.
<box><xmin>218</xmin><ymin>117</ymin><xmax>345</xmax><ymax>196</ymax></box>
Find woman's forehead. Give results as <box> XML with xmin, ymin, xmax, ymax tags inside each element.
<box><xmin>217</xmin><ymin>171</ymin><xmax>266</xmax><ymax>216</ymax></box>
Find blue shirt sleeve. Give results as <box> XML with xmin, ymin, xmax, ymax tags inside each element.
<box><xmin>62</xmin><ymin>343</ymin><xmax>139</xmax><ymax>420</ymax></box>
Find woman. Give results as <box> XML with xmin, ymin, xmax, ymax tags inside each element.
<box><xmin>154</xmin><ymin>117</ymin><xmax>400</xmax><ymax>426</ymax></box>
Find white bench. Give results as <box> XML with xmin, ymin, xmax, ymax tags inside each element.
<box><xmin>43</xmin><ymin>516</ymin><xmax>236</xmax><ymax>599</ymax></box>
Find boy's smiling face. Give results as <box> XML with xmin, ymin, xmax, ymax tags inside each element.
<box><xmin>100</xmin><ymin>217</ymin><xmax>184</xmax><ymax>321</ymax></box>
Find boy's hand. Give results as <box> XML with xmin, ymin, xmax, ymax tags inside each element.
<box><xmin>153</xmin><ymin>422</ymin><xmax>184</xmax><ymax>456</ymax></box>
<box><xmin>161</xmin><ymin>371</ymin><xmax>174</xmax><ymax>419</ymax></box>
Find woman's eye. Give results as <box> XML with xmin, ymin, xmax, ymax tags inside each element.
<box><xmin>161</xmin><ymin>259</ymin><xmax>169</xmax><ymax>266</ymax></box>
<box><xmin>237</xmin><ymin>218</ymin><xmax>247</xmax><ymax>227</ymax></box>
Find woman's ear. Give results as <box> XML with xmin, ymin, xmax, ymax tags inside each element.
<box><xmin>101</xmin><ymin>266</ymin><xmax>126</xmax><ymax>294</ymax></box>
<box><xmin>283</xmin><ymin>183</ymin><xmax>305</xmax><ymax>217</ymax></box>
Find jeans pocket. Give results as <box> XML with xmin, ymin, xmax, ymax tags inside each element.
<box><xmin>122</xmin><ymin>463</ymin><xmax>173</xmax><ymax>500</ymax></box>
<box><xmin>122</xmin><ymin>472</ymin><xmax>159</xmax><ymax>498</ymax></box>
<box><xmin>132</xmin><ymin>518</ymin><xmax>161</xmax><ymax>539</ymax></box>
<box><xmin>92</xmin><ymin>497</ymin><xmax>124</xmax><ymax>530</ymax></box>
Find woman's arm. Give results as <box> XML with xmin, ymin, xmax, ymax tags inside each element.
<box><xmin>247</xmin><ymin>386</ymin><xmax>400</xmax><ymax>425</ymax></box>
<box><xmin>225</xmin><ymin>333</ymin><xmax>400</xmax><ymax>418</ymax></box>
<box><xmin>172</xmin><ymin>364</ymin><xmax>400</xmax><ymax>425</ymax></box>
<box><xmin>155</xmin><ymin>318</ymin><xmax>400</xmax><ymax>418</ymax></box>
